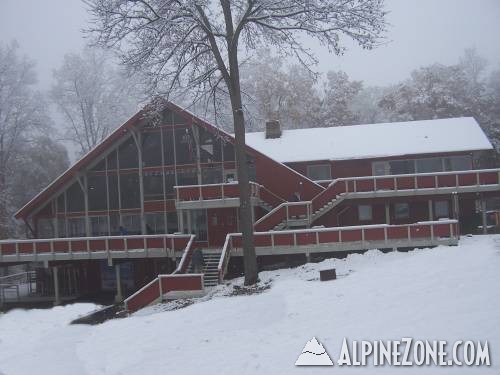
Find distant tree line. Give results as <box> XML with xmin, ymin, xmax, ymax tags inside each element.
<box><xmin>238</xmin><ymin>49</ymin><xmax>500</xmax><ymax>151</ymax></box>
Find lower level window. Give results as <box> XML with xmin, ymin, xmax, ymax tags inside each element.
<box><xmin>358</xmin><ymin>205</ymin><xmax>373</xmax><ymax>221</ymax></box>
<box><xmin>434</xmin><ymin>201</ymin><xmax>449</xmax><ymax>218</ymax></box>
<box><xmin>394</xmin><ymin>203</ymin><xmax>410</xmax><ymax>219</ymax></box>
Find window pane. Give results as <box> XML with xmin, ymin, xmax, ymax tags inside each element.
<box><xmin>120</xmin><ymin>173</ymin><xmax>140</xmax><ymax>209</ymax></box>
<box><xmin>164</xmin><ymin>169</ymin><xmax>176</xmax><ymax>195</ymax></box>
<box><xmin>190</xmin><ymin>209</ymin><xmax>207</xmax><ymax>241</ymax></box>
<box><xmin>435</xmin><ymin>201</ymin><xmax>449</xmax><ymax>218</ymax></box>
<box><xmin>416</xmin><ymin>158</ymin><xmax>442</xmax><ymax>173</ymax></box>
<box><xmin>358</xmin><ymin>205</ymin><xmax>372</xmax><ymax>221</ymax></box>
<box><xmin>90</xmin><ymin>158</ymin><xmax>106</xmax><ymax>171</ymax></box>
<box><xmin>90</xmin><ymin>216</ymin><xmax>109</xmax><ymax>236</ymax></box>
<box><xmin>121</xmin><ymin>215</ymin><xmax>141</xmax><ymax>235</ymax></box>
<box><xmin>145</xmin><ymin>213</ymin><xmax>165</xmax><ymax>234</ymax></box>
<box><xmin>390</xmin><ymin>160</ymin><xmax>415</xmax><ymax>175</ymax></box>
<box><xmin>223</xmin><ymin>141</ymin><xmax>235</xmax><ymax>161</ymax></box>
<box><xmin>108</xmin><ymin>173</ymin><xmax>119</xmax><ymax>210</ymax></box>
<box><xmin>167</xmin><ymin>212</ymin><xmax>179</xmax><ymax>234</ymax></box>
<box><xmin>162</xmin><ymin>128</ymin><xmax>175</xmax><ymax>165</ymax></box>
<box><xmin>144</xmin><ymin>172</ymin><xmax>164</xmax><ymax>201</ymax></box>
<box><xmin>66</xmin><ymin>182</ymin><xmax>85</xmax><ymax>212</ymax></box>
<box><xmin>88</xmin><ymin>174</ymin><xmax>107</xmax><ymax>211</ymax></box>
<box><xmin>142</xmin><ymin>131</ymin><xmax>162</xmax><ymax>167</ymax></box>
<box><xmin>307</xmin><ymin>165</ymin><xmax>331</xmax><ymax>180</ymax></box>
<box><xmin>37</xmin><ymin>218</ymin><xmax>54</xmax><ymax>239</ymax></box>
<box><xmin>57</xmin><ymin>218</ymin><xmax>66</xmax><ymax>238</ymax></box>
<box><xmin>57</xmin><ymin>194</ymin><xmax>65</xmax><ymax>213</ymax></box>
<box><xmin>394</xmin><ymin>203</ymin><xmax>410</xmax><ymax>219</ymax></box>
<box><xmin>119</xmin><ymin>137</ymin><xmax>138</xmax><ymax>169</ymax></box>
<box><xmin>175</xmin><ymin>128</ymin><xmax>196</xmax><ymax>164</ymax></box>
<box><xmin>177</xmin><ymin>168</ymin><xmax>197</xmax><ymax>186</ymax></box>
<box><xmin>68</xmin><ymin>217</ymin><xmax>86</xmax><ymax>237</ymax></box>
<box><xmin>109</xmin><ymin>215</ymin><xmax>120</xmax><ymax>235</ymax></box>
<box><xmin>444</xmin><ymin>155</ymin><xmax>472</xmax><ymax>171</ymax></box>
<box><xmin>107</xmin><ymin>150</ymin><xmax>117</xmax><ymax>170</ymax></box>
<box><xmin>373</xmin><ymin>161</ymin><xmax>388</xmax><ymax>176</ymax></box>
<box><xmin>202</xmin><ymin>166</ymin><xmax>222</xmax><ymax>184</ymax></box>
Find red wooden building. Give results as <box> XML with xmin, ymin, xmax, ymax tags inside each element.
<box><xmin>1</xmin><ymin>101</ymin><xmax>498</xmax><ymax>311</ymax></box>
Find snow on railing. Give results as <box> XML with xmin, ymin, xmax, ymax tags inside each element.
<box><xmin>312</xmin><ymin>168</ymin><xmax>500</xmax><ymax>212</ymax></box>
<box><xmin>0</xmin><ymin>233</ymin><xmax>194</xmax><ymax>260</ymax></box>
<box><xmin>217</xmin><ymin>220</ymin><xmax>459</xmax><ymax>283</ymax></box>
<box><xmin>174</xmin><ymin>181</ymin><xmax>261</xmax><ymax>202</ymax></box>
<box><xmin>172</xmin><ymin>235</ymin><xmax>196</xmax><ymax>274</ymax></box>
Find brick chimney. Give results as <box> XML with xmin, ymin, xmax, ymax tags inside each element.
<box><xmin>265</xmin><ymin>120</ymin><xmax>281</xmax><ymax>139</ymax></box>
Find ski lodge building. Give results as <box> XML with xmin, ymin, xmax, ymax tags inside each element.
<box><xmin>0</xmin><ymin>101</ymin><xmax>498</xmax><ymax>312</ymax></box>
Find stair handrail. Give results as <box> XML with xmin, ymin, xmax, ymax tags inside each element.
<box><xmin>217</xmin><ymin>233</ymin><xmax>235</xmax><ymax>283</ymax></box>
<box><xmin>254</xmin><ymin>201</ymin><xmax>313</xmax><ymax>231</ymax></box>
<box><xmin>257</xmin><ymin>184</ymin><xmax>286</xmax><ymax>208</ymax></box>
<box><xmin>173</xmin><ymin>234</ymin><xmax>196</xmax><ymax>274</ymax></box>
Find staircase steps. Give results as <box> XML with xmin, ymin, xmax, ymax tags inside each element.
<box><xmin>188</xmin><ymin>251</ymin><xmax>221</xmax><ymax>287</ymax></box>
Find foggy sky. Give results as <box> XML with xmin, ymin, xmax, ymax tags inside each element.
<box><xmin>1</xmin><ymin>0</ymin><xmax>500</xmax><ymax>90</ymax></box>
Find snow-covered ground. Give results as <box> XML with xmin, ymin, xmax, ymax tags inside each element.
<box><xmin>1</xmin><ymin>235</ymin><xmax>499</xmax><ymax>374</ymax></box>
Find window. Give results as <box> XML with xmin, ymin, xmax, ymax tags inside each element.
<box><xmin>434</xmin><ymin>201</ymin><xmax>449</xmax><ymax>218</ymax></box>
<box><xmin>389</xmin><ymin>160</ymin><xmax>415</xmax><ymax>175</ymax></box>
<box><xmin>57</xmin><ymin>194</ymin><xmax>65</xmax><ymax>213</ymax></box>
<box><xmin>108</xmin><ymin>173</ymin><xmax>119</xmax><ymax>209</ymax></box>
<box><xmin>394</xmin><ymin>203</ymin><xmax>410</xmax><ymax>219</ymax></box>
<box><xmin>177</xmin><ymin>168</ymin><xmax>197</xmax><ymax>186</ymax></box>
<box><xmin>307</xmin><ymin>164</ymin><xmax>331</xmax><ymax>181</ymax></box>
<box><xmin>68</xmin><ymin>217</ymin><xmax>86</xmax><ymax>237</ymax></box>
<box><xmin>175</xmin><ymin>128</ymin><xmax>195</xmax><ymax>164</ymax></box>
<box><xmin>142</xmin><ymin>131</ymin><xmax>162</xmax><ymax>167</ymax></box>
<box><xmin>444</xmin><ymin>155</ymin><xmax>472</xmax><ymax>171</ymax></box>
<box><xmin>167</xmin><ymin>212</ymin><xmax>179</xmax><ymax>234</ymax></box>
<box><xmin>202</xmin><ymin>166</ymin><xmax>223</xmax><ymax>184</ymax></box>
<box><xmin>373</xmin><ymin>161</ymin><xmax>389</xmax><ymax>176</ymax></box>
<box><xmin>118</xmin><ymin>137</ymin><xmax>139</xmax><ymax>169</ymax></box>
<box><xmin>37</xmin><ymin>218</ymin><xmax>54</xmax><ymax>239</ymax></box>
<box><xmin>164</xmin><ymin>170</ymin><xmax>176</xmax><ymax>195</ymax></box>
<box><xmin>145</xmin><ymin>213</ymin><xmax>165</xmax><ymax>234</ymax></box>
<box><xmin>144</xmin><ymin>172</ymin><xmax>164</xmax><ymax>201</ymax></box>
<box><xmin>88</xmin><ymin>175</ymin><xmax>107</xmax><ymax>211</ymax></box>
<box><xmin>66</xmin><ymin>182</ymin><xmax>85</xmax><ymax>212</ymax></box>
<box><xmin>358</xmin><ymin>205</ymin><xmax>372</xmax><ymax>221</ymax></box>
<box><xmin>162</xmin><ymin>128</ymin><xmax>175</xmax><ymax>165</ymax></box>
<box><xmin>90</xmin><ymin>216</ymin><xmax>109</xmax><ymax>236</ymax></box>
<box><xmin>416</xmin><ymin>158</ymin><xmax>442</xmax><ymax>173</ymax></box>
<box><xmin>57</xmin><ymin>218</ymin><xmax>66</xmax><ymax>238</ymax></box>
<box><xmin>120</xmin><ymin>173</ymin><xmax>140</xmax><ymax>209</ymax></box>
<box><xmin>189</xmin><ymin>209</ymin><xmax>207</xmax><ymax>241</ymax></box>
<box><xmin>121</xmin><ymin>215</ymin><xmax>141</xmax><ymax>235</ymax></box>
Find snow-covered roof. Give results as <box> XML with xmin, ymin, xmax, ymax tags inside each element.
<box><xmin>244</xmin><ymin>117</ymin><xmax>493</xmax><ymax>163</ymax></box>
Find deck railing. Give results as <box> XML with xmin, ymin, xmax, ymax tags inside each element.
<box><xmin>312</xmin><ymin>168</ymin><xmax>500</xmax><ymax>212</ymax></box>
<box><xmin>218</xmin><ymin>220</ymin><xmax>458</xmax><ymax>283</ymax></box>
<box><xmin>0</xmin><ymin>233</ymin><xmax>194</xmax><ymax>262</ymax></box>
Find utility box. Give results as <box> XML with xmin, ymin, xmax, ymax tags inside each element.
<box><xmin>319</xmin><ymin>268</ymin><xmax>336</xmax><ymax>281</ymax></box>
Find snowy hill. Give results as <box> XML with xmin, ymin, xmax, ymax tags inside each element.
<box><xmin>1</xmin><ymin>235</ymin><xmax>499</xmax><ymax>374</ymax></box>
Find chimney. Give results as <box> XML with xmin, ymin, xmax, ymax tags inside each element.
<box><xmin>265</xmin><ymin>120</ymin><xmax>281</xmax><ymax>139</ymax></box>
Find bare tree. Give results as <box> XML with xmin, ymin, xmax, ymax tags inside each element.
<box><xmin>0</xmin><ymin>41</ymin><xmax>55</xmax><ymax>238</ymax></box>
<box><xmin>85</xmin><ymin>0</ymin><xmax>387</xmax><ymax>285</ymax></box>
<box><xmin>51</xmin><ymin>47</ymin><xmax>142</xmax><ymax>155</ymax></box>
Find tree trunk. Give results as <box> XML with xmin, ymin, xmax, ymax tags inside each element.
<box><xmin>231</xmin><ymin>88</ymin><xmax>259</xmax><ymax>286</ymax></box>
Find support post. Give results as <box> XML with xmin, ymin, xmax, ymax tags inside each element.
<box><xmin>481</xmin><ymin>198</ymin><xmax>488</xmax><ymax>235</ymax></box>
<box><xmin>115</xmin><ymin>264</ymin><xmax>123</xmax><ymax>303</ymax></box>
<box><xmin>428</xmin><ymin>200</ymin><xmax>433</xmax><ymax>221</ymax></box>
<box><xmin>385</xmin><ymin>203</ymin><xmax>390</xmax><ymax>224</ymax></box>
<box><xmin>53</xmin><ymin>266</ymin><xmax>61</xmax><ymax>306</ymax></box>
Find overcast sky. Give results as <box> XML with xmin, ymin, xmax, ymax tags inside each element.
<box><xmin>1</xmin><ymin>0</ymin><xmax>500</xmax><ymax>90</ymax></box>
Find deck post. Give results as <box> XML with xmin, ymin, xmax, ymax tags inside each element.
<box><xmin>481</xmin><ymin>198</ymin><xmax>488</xmax><ymax>235</ymax></box>
<box><xmin>114</xmin><ymin>264</ymin><xmax>123</xmax><ymax>303</ymax></box>
<box><xmin>385</xmin><ymin>203</ymin><xmax>390</xmax><ymax>224</ymax></box>
<box><xmin>428</xmin><ymin>200</ymin><xmax>433</xmax><ymax>221</ymax></box>
<box><xmin>53</xmin><ymin>266</ymin><xmax>61</xmax><ymax>306</ymax></box>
